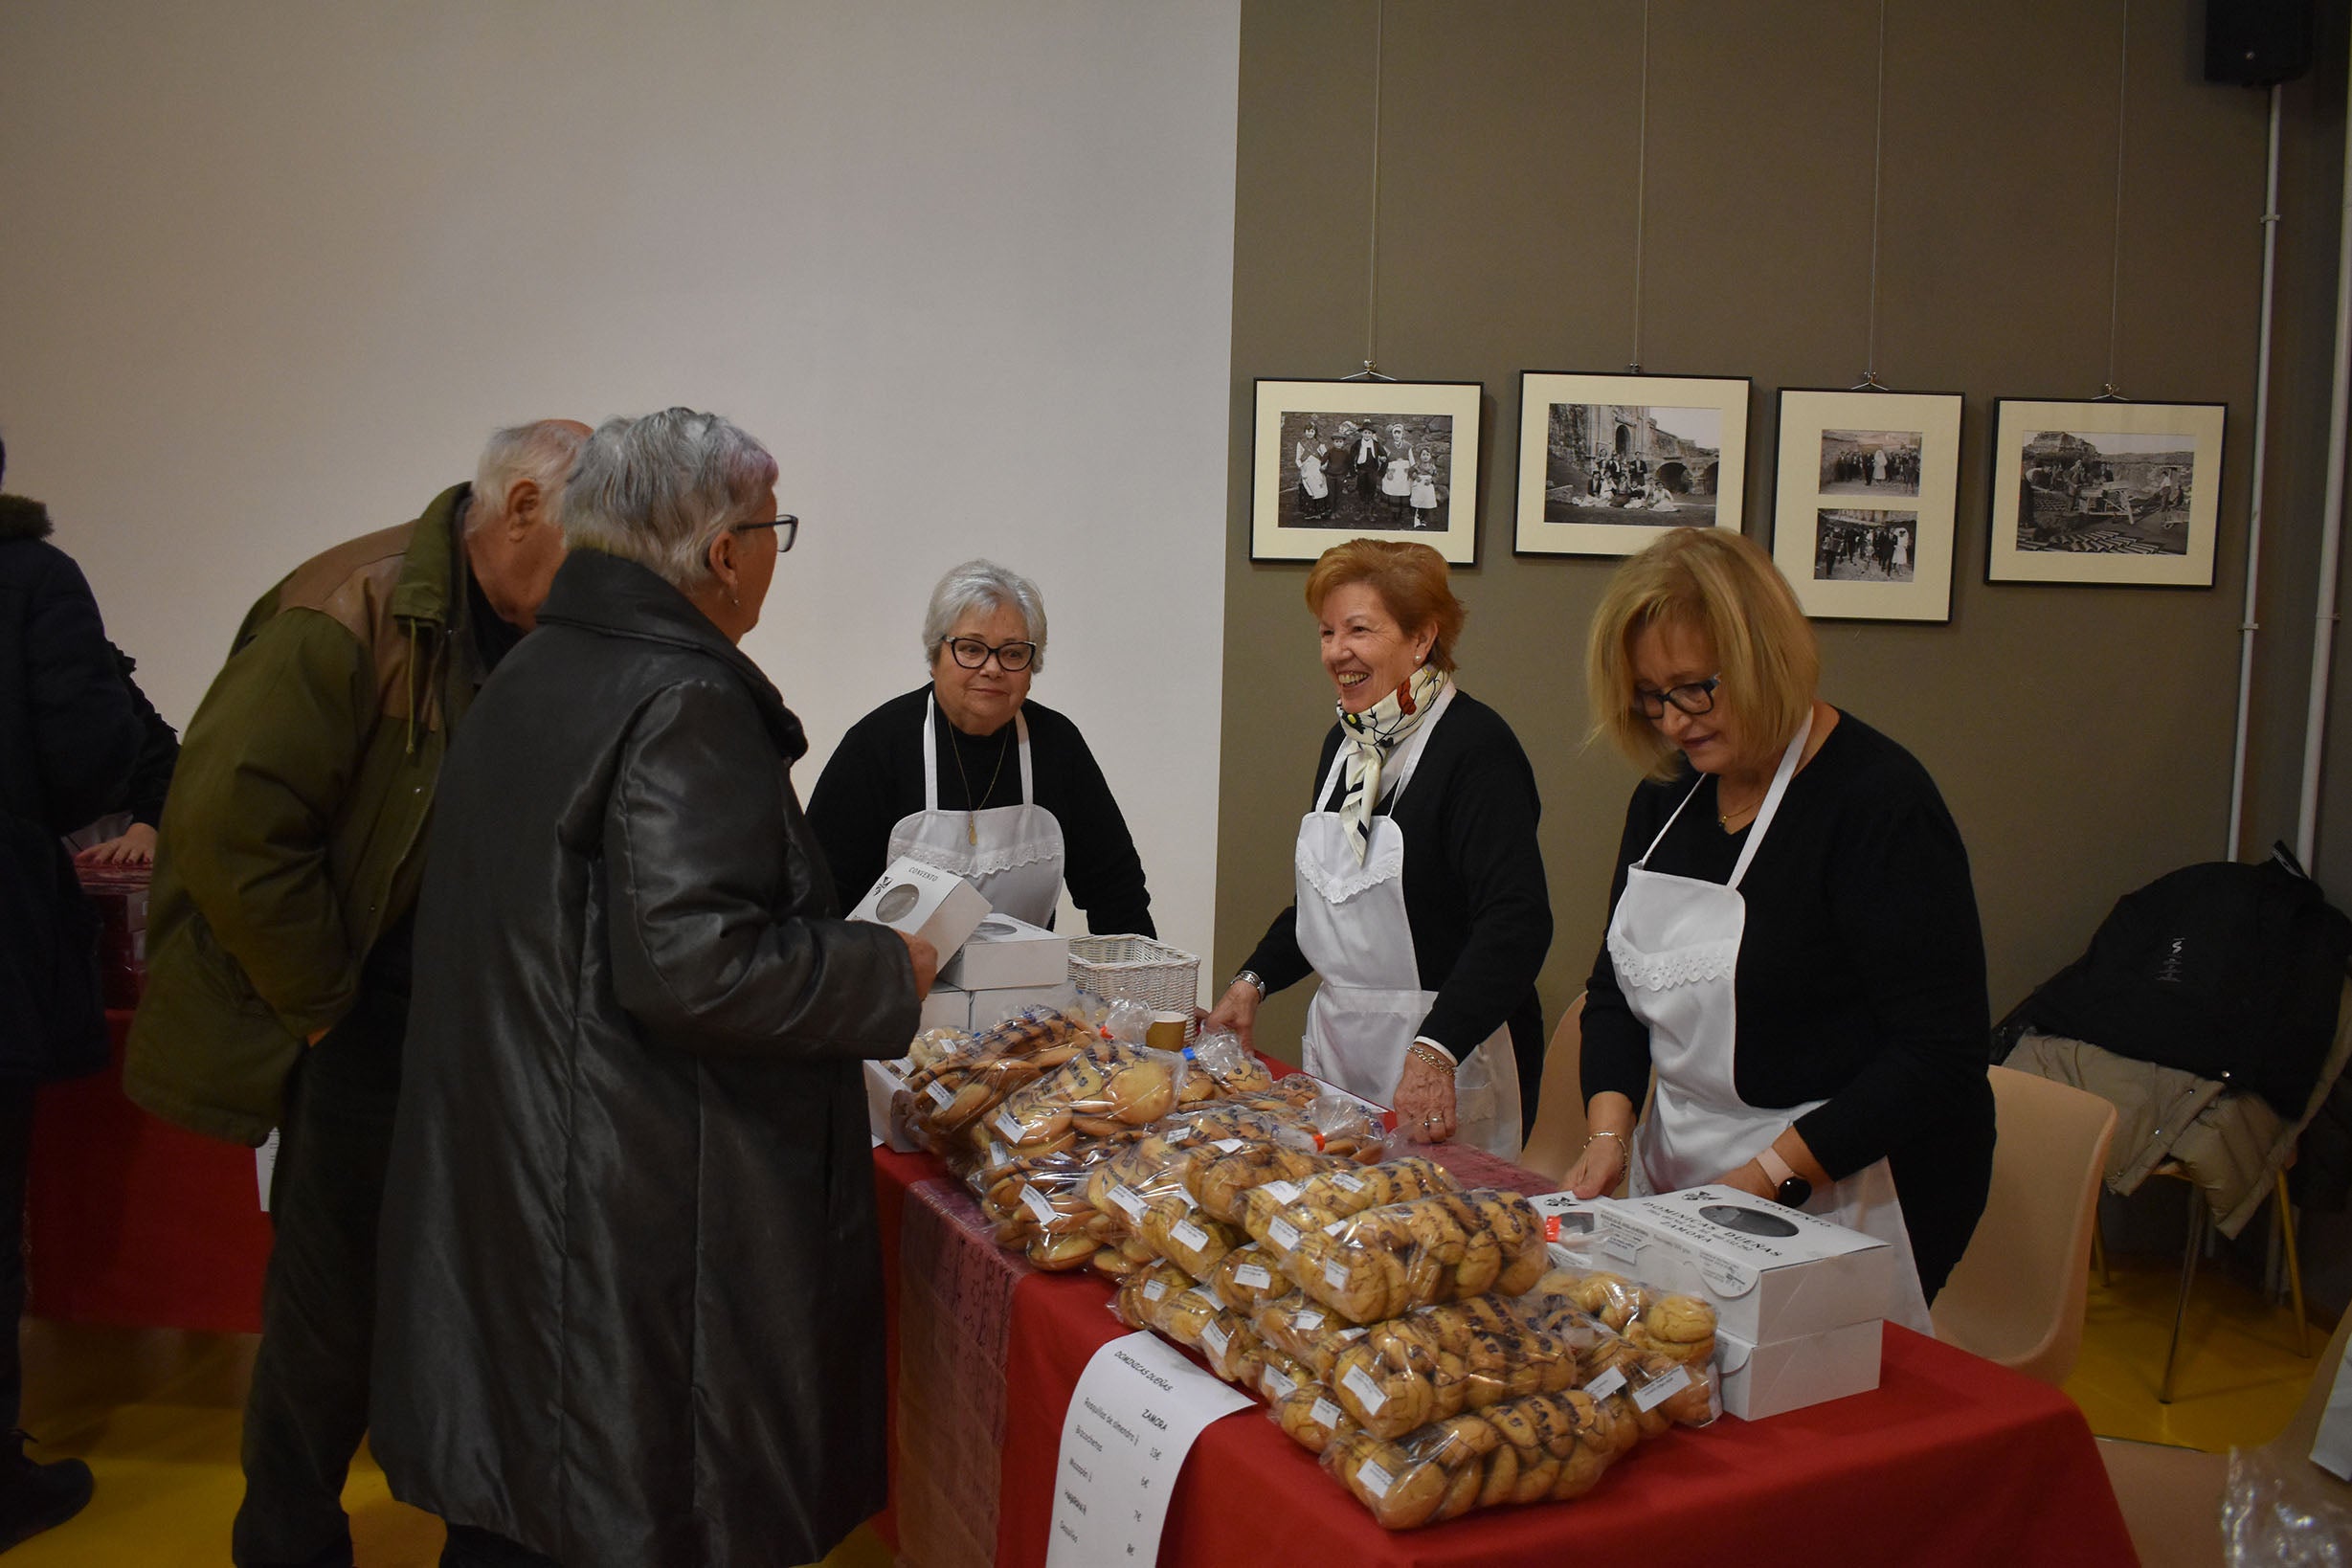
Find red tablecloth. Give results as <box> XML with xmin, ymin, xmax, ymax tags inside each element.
<box><xmin>872</xmin><ymin>1145</ymin><xmax>2136</xmax><ymax>1568</ymax></box>
<box><xmin>24</xmin><ymin>1010</ymin><xmax>272</xmax><ymax>1333</ymax></box>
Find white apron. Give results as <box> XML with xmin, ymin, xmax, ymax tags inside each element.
<box><xmin>1604</xmin><ymin>718</ymin><xmax>1934</xmax><ymax>1333</ymax></box>
<box><xmin>1294</xmin><ymin>685</ymin><xmax>1524</xmax><ymax>1158</ymax></box>
<box><xmin>885</xmin><ymin>698</ymin><xmax>1067</xmax><ymax>927</ymax></box>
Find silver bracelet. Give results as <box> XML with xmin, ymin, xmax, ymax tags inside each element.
<box><xmin>1232</xmin><ymin>969</ymin><xmax>1267</xmax><ymax>999</ymax></box>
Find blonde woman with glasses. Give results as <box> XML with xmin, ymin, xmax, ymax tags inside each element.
<box><xmin>1565</xmin><ymin>527</ymin><xmax>1993</xmax><ymax>1325</ymax></box>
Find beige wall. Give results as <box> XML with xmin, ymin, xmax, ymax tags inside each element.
<box><xmin>1217</xmin><ymin>0</ymin><xmax>2313</xmax><ymax>1063</ymax></box>
<box><xmin>0</xmin><ymin>0</ymin><xmax>1241</xmax><ymax>966</ymax></box>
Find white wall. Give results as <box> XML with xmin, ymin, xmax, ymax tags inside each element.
<box><xmin>0</xmin><ymin>0</ymin><xmax>1239</xmax><ymax>970</ymax></box>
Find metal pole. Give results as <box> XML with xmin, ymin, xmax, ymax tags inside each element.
<box><xmin>2229</xmin><ymin>88</ymin><xmax>2284</xmax><ymax>859</ymax></box>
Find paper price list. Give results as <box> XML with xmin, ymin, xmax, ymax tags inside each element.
<box><xmin>1046</xmin><ymin>1332</ymin><xmax>1251</xmax><ymax>1566</ymax></box>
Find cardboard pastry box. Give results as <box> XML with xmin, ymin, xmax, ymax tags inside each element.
<box><xmin>938</xmin><ymin>911</ymin><xmax>1068</xmax><ymax>991</ymax></box>
<box><xmin>1595</xmin><ymin>1185</ymin><xmax>1895</xmax><ymax>1344</ymax></box>
<box><xmin>849</xmin><ymin>857</ymin><xmax>991</xmax><ymax>967</ymax></box>
<box><xmin>1714</xmin><ymin>1320</ymin><xmax>1883</xmax><ymax>1420</ymax></box>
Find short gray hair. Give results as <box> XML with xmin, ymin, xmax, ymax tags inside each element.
<box><xmin>561</xmin><ymin>408</ymin><xmax>779</xmax><ymax>590</ymax></box>
<box><xmin>922</xmin><ymin>559</ymin><xmax>1048</xmax><ymax>673</ymax></box>
<box><xmin>468</xmin><ymin>419</ymin><xmax>589</xmax><ymax>535</ymax></box>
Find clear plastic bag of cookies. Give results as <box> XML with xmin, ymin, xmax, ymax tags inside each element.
<box><xmin>1138</xmin><ymin>1189</ymin><xmax>1246</xmax><ymax>1279</ymax></box>
<box><xmin>1182</xmin><ymin>1027</ymin><xmax>1277</xmax><ymax>1096</ymax></box>
<box><xmin>1281</xmin><ymin>1188</ymin><xmax>1549</xmax><ymax>1325</ymax></box>
<box><xmin>903</xmin><ymin>1008</ymin><xmax>1092</xmax><ymax>1154</ymax></box>
<box><xmin>1205</xmin><ymin>1241</ymin><xmax>1288</xmax><ymax>1315</ymax></box>
<box><xmin>1238</xmin><ymin>1155</ymin><xmax>1458</xmax><ymax>1259</ymax></box>
<box><xmin>1518</xmin><ymin>1278</ymin><xmax>1718</xmax><ymax>1430</ymax></box>
<box><xmin>988</xmin><ymin>1040</ymin><xmax>1186</xmax><ymax>1148</ymax></box>
<box><xmin>1111</xmin><ymin>1259</ymin><xmax>1196</xmax><ymax>1333</ymax></box>
<box><xmin>1184</xmin><ymin>1138</ymin><xmax>1350</xmax><ymax>1225</ymax></box>
<box><xmin>1322</xmin><ymin>1387</ymin><xmax>1633</xmax><ymax>1531</ymax></box>
<box><xmin>1325</xmin><ymin>1294</ymin><xmax>1580</xmax><ymax>1440</ymax></box>
<box><xmin>1270</xmin><ymin>1378</ymin><xmax>1360</xmax><ymax>1455</ymax></box>
<box><xmin>974</xmin><ymin>1143</ymin><xmax>1116</xmax><ymax>1272</ymax></box>
<box><xmin>1082</xmin><ymin>1131</ymin><xmax>1206</xmax><ymax>1271</ymax></box>
<box><xmin>1249</xmin><ymin>1292</ymin><xmax>1372</xmax><ymax>1381</ymax></box>
<box><xmin>1197</xmin><ymin>1309</ymin><xmax>1264</xmax><ymax>1385</ymax></box>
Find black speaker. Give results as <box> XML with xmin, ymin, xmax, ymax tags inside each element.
<box><xmin>2205</xmin><ymin>0</ymin><xmax>2316</xmax><ymax>86</ymax></box>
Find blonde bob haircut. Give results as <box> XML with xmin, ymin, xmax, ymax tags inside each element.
<box><xmin>1304</xmin><ymin>539</ymin><xmax>1465</xmax><ymax>673</ymax></box>
<box><xmin>1586</xmin><ymin>527</ymin><xmax>1819</xmax><ymax>781</ymax></box>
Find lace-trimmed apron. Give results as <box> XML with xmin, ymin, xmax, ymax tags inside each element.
<box><xmin>1295</xmin><ymin>683</ymin><xmax>1524</xmax><ymax>1158</ymax></box>
<box><xmin>1605</xmin><ymin>716</ymin><xmax>1932</xmax><ymax>1333</ymax></box>
<box><xmin>885</xmin><ymin>697</ymin><xmax>1066</xmax><ymax>927</ymax></box>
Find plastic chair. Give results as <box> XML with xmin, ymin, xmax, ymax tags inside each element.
<box><xmin>1931</xmin><ymin>1065</ymin><xmax>2118</xmax><ymax>1386</ymax></box>
<box><xmin>2094</xmin><ymin>1306</ymin><xmax>2352</xmax><ymax>1568</ymax></box>
<box><xmin>1516</xmin><ymin>993</ymin><xmax>1589</xmax><ymax>1181</ymax></box>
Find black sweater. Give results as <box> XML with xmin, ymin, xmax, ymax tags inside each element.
<box><xmin>806</xmin><ymin>686</ymin><xmax>1154</xmax><ymax>936</ymax></box>
<box><xmin>1241</xmin><ymin>690</ymin><xmax>1552</xmax><ymax>1060</ymax></box>
<box><xmin>1580</xmin><ymin>711</ymin><xmax>1994</xmax><ymax>1299</ymax></box>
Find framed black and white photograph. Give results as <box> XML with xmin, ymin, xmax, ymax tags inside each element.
<box><xmin>1512</xmin><ymin>371</ymin><xmax>1750</xmax><ymax>556</ymax></box>
<box><xmin>1985</xmin><ymin>399</ymin><xmax>2226</xmax><ymax>587</ymax></box>
<box><xmin>1771</xmin><ymin>388</ymin><xmax>1963</xmax><ymax>621</ymax></box>
<box><xmin>1251</xmin><ymin>378</ymin><xmax>1483</xmax><ymax>563</ymax></box>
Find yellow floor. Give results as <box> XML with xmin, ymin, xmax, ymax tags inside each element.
<box><xmin>3</xmin><ymin>1255</ymin><xmax>2335</xmax><ymax>1562</ymax></box>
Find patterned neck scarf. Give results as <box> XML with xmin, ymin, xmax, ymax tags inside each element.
<box><xmin>1334</xmin><ymin>663</ymin><xmax>1447</xmax><ymax>862</ymax></box>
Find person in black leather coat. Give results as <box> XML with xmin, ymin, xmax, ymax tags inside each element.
<box><xmin>371</xmin><ymin>409</ymin><xmax>936</xmax><ymax>1568</ymax></box>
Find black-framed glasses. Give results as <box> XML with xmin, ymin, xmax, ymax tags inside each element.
<box><xmin>942</xmin><ymin>636</ymin><xmax>1038</xmax><ymax>673</ymax></box>
<box><xmin>1632</xmin><ymin>674</ymin><xmax>1721</xmax><ymax>719</ymax></box>
<box><xmin>730</xmin><ymin>514</ymin><xmax>798</xmax><ymax>552</ymax></box>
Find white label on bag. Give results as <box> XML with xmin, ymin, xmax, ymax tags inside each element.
<box><xmin>994</xmin><ymin>1108</ymin><xmax>1024</xmax><ymax>1142</ymax></box>
<box><xmin>1585</xmin><ymin>1366</ymin><xmax>1628</xmax><ymax>1401</ymax></box>
<box><xmin>1110</xmin><ymin>1184</ymin><xmax>1147</xmax><ymax>1222</ymax></box>
<box><xmin>927</xmin><ymin>1081</ymin><xmax>955</xmax><ymax>1108</ymax></box>
<box><xmin>891</xmin><ymin>1056</ymin><xmax>916</xmax><ymax>1076</ymax></box>
<box><xmin>1356</xmin><ymin>1458</ymin><xmax>1395</xmax><ymax>1497</ymax></box>
<box><xmin>1263</xmin><ymin>1180</ymin><xmax>1302</xmax><ymax>1206</ymax></box>
<box><xmin>1235</xmin><ymin>1264</ymin><xmax>1273</xmax><ymax>1291</ymax></box>
<box><xmin>1021</xmin><ymin>1185</ymin><xmax>1058</xmax><ymax>1225</ymax></box>
<box><xmin>1266</xmin><ymin>1218</ymin><xmax>1302</xmax><ymax>1253</ymax></box>
<box><xmin>1292</xmin><ymin>1308</ymin><xmax>1327</xmax><ymax>1333</ymax></box>
<box><xmin>1171</xmin><ymin>1219</ymin><xmax>1211</xmax><ymax>1252</ymax></box>
<box><xmin>1323</xmin><ymin>1218</ymin><xmax>1349</xmax><ymax>1236</ymax></box>
<box><xmin>1333</xmin><ymin>1171</ymin><xmax>1367</xmax><ymax>1194</ymax></box>
<box><xmin>1310</xmin><ymin>1396</ymin><xmax>1346</xmax><ymax>1433</ymax></box>
<box><xmin>1322</xmin><ymin>1262</ymin><xmax>1349</xmax><ymax>1290</ymax></box>
<box><xmin>1263</xmin><ymin>1366</ymin><xmax>1299</xmax><ymax>1401</ymax></box>
<box><xmin>1336</xmin><ymin>1326</ymin><xmax>1367</xmax><ymax>1344</ymax></box>
<box><xmin>989</xmin><ymin>1139</ymin><xmax>1011</xmax><ymax>1167</ymax></box>
<box><xmin>1201</xmin><ymin>1321</ymin><xmax>1231</xmax><ymax>1359</ymax></box>
<box><xmin>1213</xmin><ymin>1138</ymin><xmax>1246</xmax><ymax>1154</ymax></box>
<box><xmin>1341</xmin><ymin>1363</ymin><xmax>1389</xmax><ymax>1415</ymax></box>
<box><xmin>1143</xmin><ymin>1279</ymin><xmax>1169</xmax><ymax>1302</ymax></box>
<box><xmin>1631</xmin><ymin>1364</ymin><xmax>1691</xmax><ymax>1412</ymax></box>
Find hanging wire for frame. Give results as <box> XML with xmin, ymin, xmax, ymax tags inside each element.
<box><xmin>2094</xmin><ymin>0</ymin><xmax>2131</xmax><ymax>402</ymax></box>
<box><xmin>1340</xmin><ymin>0</ymin><xmax>1398</xmax><ymax>383</ymax></box>
<box><xmin>1627</xmin><ymin>0</ymin><xmax>1650</xmax><ymax>375</ymax></box>
<box><xmin>1852</xmin><ymin>0</ymin><xmax>1890</xmax><ymax>392</ymax></box>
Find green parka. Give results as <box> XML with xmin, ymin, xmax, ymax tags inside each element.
<box><xmin>125</xmin><ymin>486</ymin><xmax>482</xmax><ymax>1145</ymax></box>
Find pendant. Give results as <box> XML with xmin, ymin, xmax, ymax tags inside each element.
<box><xmin>969</xmin><ymin>814</ymin><xmax>978</xmax><ymax>846</ymax></box>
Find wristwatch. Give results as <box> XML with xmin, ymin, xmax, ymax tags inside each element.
<box><xmin>1233</xmin><ymin>970</ymin><xmax>1268</xmax><ymax>999</ymax></box>
<box><xmin>1757</xmin><ymin>1144</ymin><xmax>1812</xmax><ymax>1208</ymax></box>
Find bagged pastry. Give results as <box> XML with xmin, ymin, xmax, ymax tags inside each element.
<box><xmin>1322</xmin><ymin>1388</ymin><xmax>1627</xmax><ymax>1531</ymax></box>
<box><xmin>1282</xmin><ymin>1188</ymin><xmax>1548</xmax><ymax>1324</ymax></box>
<box><xmin>1239</xmin><ymin>1156</ymin><xmax>1457</xmax><ymax>1256</ymax></box>
<box><xmin>1139</xmin><ymin>1191</ymin><xmax>1246</xmax><ymax>1280</ymax></box>
<box><xmin>1206</xmin><ymin>1242</ymin><xmax>1288</xmax><ymax>1315</ymax></box>
<box><xmin>1323</xmin><ymin>1294</ymin><xmax>1579</xmax><ymax>1440</ymax></box>
<box><xmin>1271</xmin><ymin>1378</ymin><xmax>1361</xmax><ymax>1455</ymax></box>
<box><xmin>1183</xmin><ymin>1027</ymin><xmax>1277</xmax><ymax>1095</ymax></box>
<box><xmin>990</xmin><ymin>1040</ymin><xmax>1186</xmax><ymax>1147</ymax></box>
<box><xmin>1250</xmin><ymin>1292</ymin><xmax>1372</xmax><ymax>1381</ymax></box>
<box><xmin>1184</xmin><ymin>1139</ymin><xmax>1347</xmax><ymax>1225</ymax></box>
<box><xmin>1519</xmin><ymin>1273</ymin><xmax>1717</xmax><ymax>1430</ymax></box>
<box><xmin>1112</xmin><ymin>1260</ymin><xmax>1197</xmax><ymax>1333</ymax></box>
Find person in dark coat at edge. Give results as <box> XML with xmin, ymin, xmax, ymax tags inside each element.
<box><xmin>0</xmin><ymin>436</ymin><xmax>146</xmax><ymax>1549</ymax></box>
<box><xmin>372</xmin><ymin>408</ymin><xmax>936</xmax><ymax>1568</ymax></box>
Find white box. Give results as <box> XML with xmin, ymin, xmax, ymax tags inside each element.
<box><xmin>1595</xmin><ymin>1185</ymin><xmax>1895</xmax><ymax>1344</ymax></box>
<box><xmin>967</xmin><ymin>982</ymin><xmax>1078</xmax><ymax>1033</ymax></box>
<box><xmin>1715</xmin><ymin>1320</ymin><xmax>1882</xmax><ymax>1421</ymax></box>
<box><xmin>850</xmin><ymin>857</ymin><xmax>992</xmax><ymax>966</ymax></box>
<box><xmin>863</xmin><ymin>1058</ymin><xmax>924</xmax><ymax>1152</ymax></box>
<box><xmin>919</xmin><ymin>985</ymin><xmax>971</xmax><ymax>1034</ymax></box>
<box><xmin>938</xmin><ymin>911</ymin><xmax>1069</xmax><ymax>991</ymax></box>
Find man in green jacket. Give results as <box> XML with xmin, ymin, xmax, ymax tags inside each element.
<box><xmin>125</xmin><ymin>418</ymin><xmax>589</xmax><ymax>1568</ymax></box>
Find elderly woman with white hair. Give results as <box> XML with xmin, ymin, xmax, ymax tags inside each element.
<box><xmin>809</xmin><ymin>558</ymin><xmax>1155</xmax><ymax>934</ymax></box>
<box><xmin>370</xmin><ymin>408</ymin><xmax>933</xmax><ymax>1568</ymax></box>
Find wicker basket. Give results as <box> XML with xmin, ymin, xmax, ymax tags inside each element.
<box><xmin>1065</xmin><ymin>933</ymin><xmax>1200</xmax><ymax>1019</ymax></box>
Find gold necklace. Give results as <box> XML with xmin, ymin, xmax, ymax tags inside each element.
<box><xmin>948</xmin><ymin>718</ymin><xmax>1014</xmax><ymax>845</ymax></box>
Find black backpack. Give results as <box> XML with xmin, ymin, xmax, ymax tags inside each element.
<box><xmin>1996</xmin><ymin>844</ymin><xmax>2352</xmax><ymax>1118</ymax></box>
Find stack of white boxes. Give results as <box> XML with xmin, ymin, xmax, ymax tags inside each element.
<box><xmin>938</xmin><ymin>911</ymin><xmax>1072</xmax><ymax>1030</ymax></box>
<box><xmin>1592</xmin><ymin>1186</ymin><xmax>1893</xmax><ymax>1421</ymax></box>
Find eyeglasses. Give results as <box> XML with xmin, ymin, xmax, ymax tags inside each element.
<box><xmin>1632</xmin><ymin>675</ymin><xmax>1721</xmax><ymax>719</ymax></box>
<box><xmin>730</xmin><ymin>515</ymin><xmax>798</xmax><ymax>551</ymax></box>
<box><xmin>942</xmin><ymin>636</ymin><xmax>1038</xmax><ymax>673</ymax></box>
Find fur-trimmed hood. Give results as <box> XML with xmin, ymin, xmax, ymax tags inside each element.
<box><xmin>0</xmin><ymin>495</ymin><xmax>54</xmax><ymax>541</ymax></box>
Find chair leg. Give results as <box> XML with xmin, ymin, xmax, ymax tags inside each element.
<box><xmin>2160</xmin><ymin>1192</ymin><xmax>2208</xmax><ymax>1404</ymax></box>
<box><xmin>2275</xmin><ymin>1170</ymin><xmax>2310</xmax><ymax>1358</ymax></box>
<box><xmin>2091</xmin><ymin>1208</ymin><xmax>2110</xmax><ymax>1289</ymax></box>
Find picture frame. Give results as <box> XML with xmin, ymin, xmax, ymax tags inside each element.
<box><xmin>1512</xmin><ymin>370</ymin><xmax>1750</xmax><ymax>556</ymax></box>
<box><xmin>1985</xmin><ymin>398</ymin><xmax>2227</xmax><ymax>587</ymax></box>
<box><xmin>1769</xmin><ymin>388</ymin><xmax>1964</xmax><ymax>622</ymax></box>
<box><xmin>1250</xmin><ymin>379</ymin><xmax>1484</xmax><ymax>564</ymax></box>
